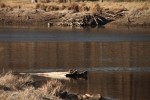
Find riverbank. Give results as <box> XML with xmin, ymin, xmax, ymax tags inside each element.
<box><xmin>0</xmin><ymin>1</ymin><xmax>150</xmax><ymax>27</ymax></box>
<box><xmin>0</xmin><ymin>72</ymin><xmax>61</xmax><ymax>100</ymax></box>
<box><xmin>0</xmin><ymin>72</ymin><xmax>103</xmax><ymax>100</ymax></box>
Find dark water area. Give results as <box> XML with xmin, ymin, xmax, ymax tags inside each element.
<box><xmin>0</xmin><ymin>26</ymin><xmax>150</xmax><ymax>100</ymax></box>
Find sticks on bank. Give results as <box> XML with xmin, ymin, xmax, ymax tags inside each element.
<box><xmin>57</xmin><ymin>13</ymin><xmax>108</xmax><ymax>27</ymax></box>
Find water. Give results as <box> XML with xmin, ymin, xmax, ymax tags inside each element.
<box><xmin>0</xmin><ymin>26</ymin><xmax>150</xmax><ymax>100</ymax></box>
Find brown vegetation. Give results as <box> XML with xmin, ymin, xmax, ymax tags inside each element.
<box><xmin>0</xmin><ymin>72</ymin><xmax>103</xmax><ymax>100</ymax></box>
<box><xmin>89</xmin><ymin>3</ymin><xmax>102</xmax><ymax>14</ymax></box>
<box><xmin>0</xmin><ymin>72</ymin><xmax>65</xmax><ymax>100</ymax></box>
<box><xmin>0</xmin><ymin>1</ymin><xmax>149</xmax><ymax>26</ymax></box>
<box><xmin>0</xmin><ymin>3</ymin><xmax>6</xmax><ymax>8</ymax></box>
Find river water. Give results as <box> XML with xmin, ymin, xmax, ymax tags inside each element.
<box><xmin>0</xmin><ymin>26</ymin><xmax>150</xmax><ymax>100</ymax></box>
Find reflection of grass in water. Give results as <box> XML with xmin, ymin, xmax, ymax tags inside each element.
<box><xmin>0</xmin><ymin>71</ymin><xmax>65</xmax><ymax>100</ymax></box>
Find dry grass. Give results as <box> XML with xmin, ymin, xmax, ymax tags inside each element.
<box><xmin>0</xmin><ymin>0</ymin><xmax>30</xmax><ymax>3</ymax></box>
<box><xmin>0</xmin><ymin>1</ymin><xmax>149</xmax><ymax>26</ymax></box>
<box><xmin>35</xmin><ymin>3</ymin><xmax>61</xmax><ymax>11</ymax></box>
<box><xmin>137</xmin><ymin>2</ymin><xmax>149</xmax><ymax>11</ymax></box>
<box><xmin>68</xmin><ymin>3</ymin><xmax>79</xmax><ymax>12</ymax></box>
<box><xmin>0</xmin><ymin>71</ymin><xmax>33</xmax><ymax>91</ymax></box>
<box><xmin>89</xmin><ymin>3</ymin><xmax>102</xmax><ymax>14</ymax></box>
<box><xmin>0</xmin><ymin>72</ymin><xmax>65</xmax><ymax>100</ymax></box>
<box><xmin>35</xmin><ymin>3</ymin><xmax>47</xmax><ymax>10</ymax></box>
<box><xmin>0</xmin><ymin>3</ymin><xmax>6</xmax><ymax>8</ymax></box>
<box><xmin>97</xmin><ymin>1</ymin><xmax>150</xmax><ymax>10</ymax></box>
<box><xmin>0</xmin><ymin>1</ymin><xmax>149</xmax><ymax>12</ymax></box>
<box><xmin>40</xmin><ymin>80</ymin><xmax>65</xmax><ymax>96</ymax></box>
<box><xmin>79</xmin><ymin>3</ymin><xmax>89</xmax><ymax>12</ymax></box>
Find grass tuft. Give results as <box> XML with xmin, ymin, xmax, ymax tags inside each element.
<box><xmin>68</xmin><ymin>3</ymin><xmax>79</xmax><ymax>12</ymax></box>
<box><xmin>35</xmin><ymin>3</ymin><xmax>60</xmax><ymax>11</ymax></box>
<box><xmin>137</xmin><ymin>3</ymin><xmax>149</xmax><ymax>11</ymax></box>
<box><xmin>90</xmin><ymin>3</ymin><xmax>102</xmax><ymax>14</ymax></box>
<box><xmin>35</xmin><ymin>3</ymin><xmax>47</xmax><ymax>11</ymax></box>
<box><xmin>79</xmin><ymin>3</ymin><xmax>90</xmax><ymax>12</ymax></box>
<box><xmin>0</xmin><ymin>71</ymin><xmax>33</xmax><ymax>91</ymax></box>
<box><xmin>40</xmin><ymin>80</ymin><xmax>65</xmax><ymax>96</ymax></box>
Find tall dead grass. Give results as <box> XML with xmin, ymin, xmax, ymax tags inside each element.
<box><xmin>68</xmin><ymin>3</ymin><xmax>79</xmax><ymax>12</ymax></box>
<box><xmin>0</xmin><ymin>1</ymin><xmax>149</xmax><ymax>12</ymax></box>
<box><xmin>89</xmin><ymin>3</ymin><xmax>102</xmax><ymax>14</ymax></box>
<box><xmin>40</xmin><ymin>80</ymin><xmax>65</xmax><ymax>96</ymax></box>
<box><xmin>0</xmin><ymin>71</ymin><xmax>33</xmax><ymax>91</ymax></box>
<box><xmin>35</xmin><ymin>3</ymin><xmax>60</xmax><ymax>11</ymax></box>
<box><xmin>0</xmin><ymin>0</ymin><xmax>30</xmax><ymax>3</ymax></box>
<box><xmin>0</xmin><ymin>72</ymin><xmax>65</xmax><ymax>100</ymax></box>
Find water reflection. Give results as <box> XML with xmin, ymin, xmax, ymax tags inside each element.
<box><xmin>0</xmin><ymin>42</ymin><xmax>149</xmax><ymax>71</ymax></box>
<box><xmin>0</xmin><ymin>26</ymin><xmax>150</xmax><ymax>100</ymax></box>
<box><xmin>67</xmin><ymin>72</ymin><xmax>150</xmax><ymax>100</ymax></box>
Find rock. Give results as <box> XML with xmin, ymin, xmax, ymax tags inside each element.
<box><xmin>81</xmin><ymin>93</ymin><xmax>93</xmax><ymax>99</ymax></box>
<box><xmin>59</xmin><ymin>92</ymin><xmax>111</xmax><ymax>100</ymax></box>
<box><xmin>78</xmin><ymin>93</ymin><xmax>112</xmax><ymax>100</ymax></box>
<box><xmin>59</xmin><ymin>91</ymin><xmax>78</xmax><ymax>100</ymax></box>
<box><xmin>99</xmin><ymin>96</ymin><xmax>112</xmax><ymax>100</ymax></box>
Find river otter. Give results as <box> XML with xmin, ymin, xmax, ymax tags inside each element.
<box><xmin>66</xmin><ymin>70</ymin><xmax>88</xmax><ymax>80</ymax></box>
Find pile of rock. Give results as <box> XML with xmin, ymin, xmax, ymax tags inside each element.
<box><xmin>59</xmin><ymin>91</ymin><xmax>111</xmax><ymax>100</ymax></box>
